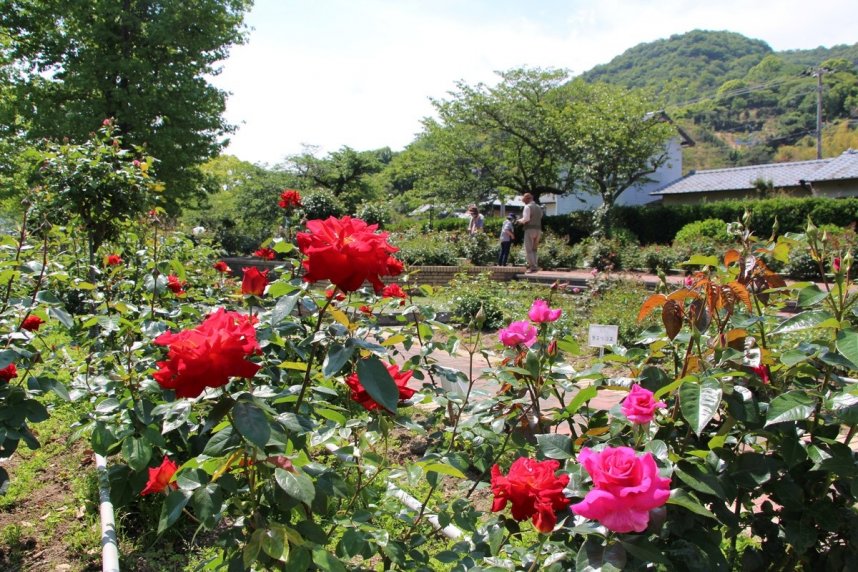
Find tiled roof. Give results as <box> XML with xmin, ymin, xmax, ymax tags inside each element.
<box><xmin>652</xmin><ymin>149</ymin><xmax>858</xmax><ymax>196</ymax></box>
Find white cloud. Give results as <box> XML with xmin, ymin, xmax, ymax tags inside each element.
<box><xmin>212</xmin><ymin>0</ymin><xmax>856</xmax><ymax>165</ymax></box>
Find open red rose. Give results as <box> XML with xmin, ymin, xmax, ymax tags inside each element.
<box><xmin>278</xmin><ymin>189</ymin><xmax>302</xmax><ymax>209</ymax></box>
<box><xmin>571</xmin><ymin>446</ymin><xmax>671</xmax><ymax>533</ymax></box>
<box><xmin>0</xmin><ymin>363</ymin><xmax>17</xmax><ymax>383</ymax></box>
<box><xmin>253</xmin><ymin>247</ymin><xmax>276</xmax><ymax>260</ymax></box>
<box><xmin>141</xmin><ymin>457</ymin><xmax>179</xmax><ymax>496</ymax></box>
<box><xmin>213</xmin><ymin>260</ymin><xmax>231</xmax><ymax>274</ymax></box>
<box><xmin>491</xmin><ymin>457</ymin><xmax>571</xmax><ymax>533</ymax></box>
<box><xmin>345</xmin><ymin>362</ymin><xmax>415</xmax><ymax>411</ymax></box>
<box><xmin>105</xmin><ymin>254</ymin><xmax>123</xmax><ymax>266</ymax></box>
<box><xmin>241</xmin><ymin>267</ymin><xmax>269</xmax><ymax>296</ymax></box>
<box><xmin>325</xmin><ymin>288</ymin><xmax>346</xmax><ymax>302</ymax></box>
<box><xmin>381</xmin><ymin>283</ymin><xmax>407</xmax><ymax>299</ymax></box>
<box><xmin>21</xmin><ymin>315</ymin><xmax>44</xmax><ymax>332</ymax></box>
<box><xmin>166</xmin><ymin>275</ymin><xmax>187</xmax><ymax>296</ymax></box>
<box><xmin>153</xmin><ymin>308</ymin><xmax>261</xmax><ymax>398</ymax></box>
<box><xmin>297</xmin><ymin>216</ymin><xmax>403</xmax><ymax>293</ymax></box>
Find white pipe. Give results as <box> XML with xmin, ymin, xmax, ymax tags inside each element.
<box><xmin>94</xmin><ymin>453</ymin><xmax>121</xmax><ymax>572</ymax></box>
<box><xmin>324</xmin><ymin>443</ymin><xmax>462</xmax><ymax>540</ymax></box>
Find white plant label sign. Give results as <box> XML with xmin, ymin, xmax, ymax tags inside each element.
<box><xmin>588</xmin><ymin>324</ymin><xmax>619</xmax><ymax>348</ymax></box>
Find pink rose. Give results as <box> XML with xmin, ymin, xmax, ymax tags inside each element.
<box><xmin>621</xmin><ymin>384</ymin><xmax>666</xmax><ymax>424</ymax></box>
<box><xmin>528</xmin><ymin>299</ymin><xmax>562</xmax><ymax>323</ymax></box>
<box><xmin>498</xmin><ymin>321</ymin><xmax>538</xmax><ymax>348</ymax></box>
<box><xmin>571</xmin><ymin>446</ymin><xmax>671</xmax><ymax>533</ymax></box>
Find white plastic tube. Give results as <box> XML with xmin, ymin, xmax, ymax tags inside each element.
<box><xmin>94</xmin><ymin>453</ymin><xmax>121</xmax><ymax>572</ymax></box>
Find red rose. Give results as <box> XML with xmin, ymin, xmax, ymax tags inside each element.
<box><xmin>141</xmin><ymin>457</ymin><xmax>179</xmax><ymax>495</ymax></box>
<box><xmin>166</xmin><ymin>275</ymin><xmax>187</xmax><ymax>296</ymax></box>
<box><xmin>325</xmin><ymin>289</ymin><xmax>346</xmax><ymax>302</ymax></box>
<box><xmin>253</xmin><ymin>247</ymin><xmax>276</xmax><ymax>260</ymax></box>
<box><xmin>153</xmin><ymin>308</ymin><xmax>261</xmax><ymax>398</ymax></box>
<box><xmin>359</xmin><ymin>305</ymin><xmax>373</xmax><ymax>315</ymax></box>
<box><xmin>278</xmin><ymin>189</ymin><xmax>302</xmax><ymax>209</ymax></box>
<box><xmin>297</xmin><ymin>216</ymin><xmax>403</xmax><ymax>293</ymax></box>
<box><xmin>105</xmin><ymin>254</ymin><xmax>123</xmax><ymax>266</ymax></box>
<box><xmin>833</xmin><ymin>257</ymin><xmax>842</xmax><ymax>273</ymax></box>
<box><xmin>752</xmin><ymin>363</ymin><xmax>770</xmax><ymax>385</ymax></box>
<box><xmin>213</xmin><ymin>261</ymin><xmax>231</xmax><ymax>274</ymax></box>
<box><xmin>241</xmin><ymin>267</ymin><xmax>269</xmax><ymax>296</ymax></box>
<box><xmin>21</xmin><ymin>315</ymin><xmax>44</xmax><ymax>332</ymax></box>
<box><xmin>345</xmin><ymin>362</ymin><xmax>415</xmax><ymax>411</ymax></box>
<box><xmin>490</xmin><ymin>457</ymin><xmax>571</xmax><ymax>533</ymax></box>
<box><xmin>381</xmin><ymin>283</ymin><xmax>407</xmax><ymax>299</ymax></box>
<box><xmin>571</xmin><ymin>446</ymin><xmax>671</xmax><ymax>533</ymax></box>
<box><xmin>0</xmin><ymin>363</ymin><xmax>17</xmax><ymax>383</ymax></box>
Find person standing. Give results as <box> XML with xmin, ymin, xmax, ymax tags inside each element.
<box><xmin>467</xmin><ymin>205</ymin><xmax>484</xmax><ymax>234</ymax></box>
<box><xmin>498</xmin><ymin>213</ymin><xmax>516</xmax><ymax>265</ymax></box>
<box><xmin>516</xmin><ymin>193</ymin><xmax>542</xmax><ymax>273</ymax></box>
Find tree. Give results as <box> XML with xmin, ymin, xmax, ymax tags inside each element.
<box><xmin>410</xmin><ymin>67</ymin><xmax>578</xmax><ymax>206</ymax></box>
<box><xmin>286</xmin><ymin>146</ymin><xmax>387</xmax><ymax>213</ymax></box>
<box><xmin>0</xmin><ymin>0</ymin><xmax>252</xmax><ymax>211</ymax></box>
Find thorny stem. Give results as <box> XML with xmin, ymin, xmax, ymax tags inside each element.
<box><xmin>526</xmin><ymin>534</ymin><xmax>549</xmax><ymax>572</ymax></box>
<box><xmin>409</xmin><ymin>302</ymin><xmax>439</xmax><ymax>389</ymax></box>
<box><xmin>8</xmin><ymin>229</ymin><xmax>50</xmax><ymax>350</ymax></box>
<box><xmin>293</xmin><ymin>295</ymin><xmax>333</xmax><ymax>411</ymax></box>
<box><xmin>844</xmin><ymin>424</ymin><xmax>856</xmax><ymax>446</ymax></box>
<box><xmin>466</xmin><ymin>428</ymin><xmax>513</xmax><ymax>498</ymax></box>
<box><xmin>149</xmin><ymin>222</ymin><xmax>160</xmax><ymax>317</ymax></box>
<box><xmin>1</xmin><ymin>206</ymin><xmax>29</xmax><ymax>314</ymax></box>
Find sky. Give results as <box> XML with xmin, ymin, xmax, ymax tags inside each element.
<box><xmin>210</xmin><ymin>0</ymin><xmax>857</xmax><ymax>165</ymax></box>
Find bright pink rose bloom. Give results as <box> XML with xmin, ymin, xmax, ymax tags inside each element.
<box><xmin>571</xmin><ymin>446</ymin><xmax>671</xmax><ymax>533</ymax></box>
<box><xmin>345</xmin><ymin>362</ymin><xmax>415</xmax><ymax>411</ymax></box>
<box><xmin>528</xmin><ymin>299</ymin><xmax>562</xmax><ymax>323</ymax></box>
<box><xmin>153</xmin><ymin>308</ymin><xmax>261</xmax><ymax>398</ymax></box>
<box><xmin>491</xmin><ymin>457</ymin><xmax>571</xmax><ymax>533</ymax></box>
<box><xmin>498</xmin><ymin>321</ymin><xmax>538</xmax><ymax>348</ymax></box>
<box><xmin>297</xmin><ymin>216</ymin><xmax>402</xmax><ymax>293</ymax></box>
<box><xmin>141</xmin><ymin>457</ymin><xmax>179</xmax><ymax>496</ymax></box>
<box><xmin>621</xmin><ymin>384</ymin><xmax>666</xmax><ymax>424</ymax></box>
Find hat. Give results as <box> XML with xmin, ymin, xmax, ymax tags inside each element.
<box><xmin>507</xmin><ymin>213</ymin><xmax>516</xmax><ymax>220</ymax></box>
<box><xmin>467</xmin><ymin>204</ymin><xmax>478</xmax><ymax>213</ymax></box>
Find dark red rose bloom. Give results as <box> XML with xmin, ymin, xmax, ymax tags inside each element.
<box><xmin>105</xmin><ymin>254</ymin><xmax>123</xmax><ymax>266</ymax></box>
<box><xmin>359</xmin><ymin>305</ymin><xmax>373</xmax><ymax>315</ymax></box>
<box><xmin>345</xmin><ymin>362</ymin><xmax>415</xmax><ymax>412</ymax></box>
<box><xmin>386</xmin><ymin>256</ymin><xmax>404</xmax><ymax>276</ymax></box>
<box><xmin>491</xmin><ymin>457</ymin><xmax>571</xmax><ymax>533</ymax></box>
<box><xmin>381</xmin><ymin>283</ymin><xmax>407</xmax><ymax>299</ymax></box>
<box><xmin>297</xmin><ymin>216</ymin><xmax>403</xmax><ymax>293</ymax></box>
<box><xmin>21</xmin><ymin>315</ymin><xmax>44</xmax><ymax>331</ymax></box>
<box><xmin>325</xmin><ymin>289</ymin><xmax>346</xmax><ymax>302</ymax></box>
<box><xmin>278</xmin><ymin>189</ymin><xmax>302</xmax><ymax>209</ymax></box>
<box><xmin>253</xmin><ymin>247</ymin><xmax>276</xmax><ymax>260</ymax></box>
<box><xmin>752</xmin><ymin>363</ymin><xmax>770</xmax><ymax>385</ymax></box>
<box><xmin>213</xmin><ymin>261</ymin><xmax>231</xmax><ymax>274</ymax></box>
<box><xmin>241</xmin><ymin>267</ymin><xmax>269</xmax><ymax>296</ymax></box>
<box><xmin>166</xmin><ymin>275</ymin><xmax>186</xmax><ymax>296</ymax></box>
<box><xmin>0</xmin><ymin>363</ymin><xmax>17</xmax><ymax>383</ymax></box>
<box><xmin>141</xmin><ymin>457</ymin><xmax>179</xmax><ymax>496</ymax></box>
<box><xmin>153</xmin><ymin>308</ymin><xmax>261</xmax><ymax>398</ymax></box>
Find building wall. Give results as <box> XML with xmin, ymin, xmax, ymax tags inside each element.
<box><xmin>812</xmin><ymin>180</ymin><xmax>858</xmax><ymax>198</ymax></box>
<box><xmin>659</xmin><ymin>187</ymin><xmax>810</xmax><ymax>206</ymax></box>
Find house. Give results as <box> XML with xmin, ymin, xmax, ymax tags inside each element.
<box><xmin>651</xmin><ymin>149</ymin><xmax>858</xmax><ymax>205</ymax></box>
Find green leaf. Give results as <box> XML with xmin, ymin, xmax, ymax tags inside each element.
<box><xmin>312</xmin><ymin>548</ymin><xmax>347</xmax><ymax>572</ymax></box>
<box><xmin>675</xmin><ymin>460</ymin><xmax>726</xmax><ymax>499</ymax></box>
<box><xmin>684</xmin><ymin>255</ymin><xmax>719</xmax><ymax>267</ymax></box>
<box><xmin>680</xmin><ymin>378</ymin><xmax>722</xmax><ymax>436</ymax></box>
<box><xmin>121</xmin><ymin>437</ymin><xmax>152</xmax><ymax>472</ymax></box>
<box><xmin>420</xmin><ymin>462</ymin><xmax>466</xmax><ymax>479</ymax></box>
<box><xmin>537</xmin><ymin>433</ymin><xmax>574</xmax><ymax>459</ymax></box>
<box><xmin>780</xmin><ymin>349</ymin><xmax>810</xmax><ymax>367</ymax></box>
<box><xmin>48</xmin><ymin>306</ymin><xmax>73</xmax><ymax>328</ymax></box>
<box><xmin>667</xmin><ymin>489</ymin><xmax>717</xmax><ymax>519</ymax></box>
<box><xmin>157</xmin><ymin>489</ymin><xmax>191</xmax><ymax>534</ymax></box>
<box><xmin>202</xmin><ymin>426</ymin><xmax>239</xmax><ymax>456</ymax></box>
<box><xmin>232</xmin><ymin>401</ymin><xmax>271</xmax><ymax>449</ymax></box>
<box><xmin>771</xmin><ymin>310</ymin><xmax>834</xmax><ymax>335</ymax></box>
<box><xmin>575</xmin><ymin>537</ymin><xmax>626</xmax><ymax>571</ymax></box>
<box><xmin>275</xmin><ymin>468</ymin><xmax>315</xmax><ymax>504</ymax></box>
<box><xmin>356</xmin><ymin>356</ymin><xmax>399</xmax><ymax>413</ymax></box>
<box><xmin>262</xmin><ymin>526</ymin><xmax>290</xmax><ymax>562</ymax></box>
<box><xmin>836</xmin><ymin>330</ymin><xmax>858</xmax><ymax>369</ymax></box>
<box><xmin>271</xmin><ymin>294</ymin><xmax>299</xmax><ymax>326</ymax></box>
<box><xmin>322</xmin><ymin>342</ymin><xmax>354</xmax><ymax>378</ymax></box>
<box><xmin>765</xmin><ymin>391</ymin><xmax>816</xmax><ymax>426</ymax></box>
<box><xmin>797</xmin><ymin>284</ymin><xmax>828</xmax><ymax>308</ymax></box>
<box><xmin>244</xmin><ymin>529</ymin><xmax>264</xmax><ymax>569</ymax></box>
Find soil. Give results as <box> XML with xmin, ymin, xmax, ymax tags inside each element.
<box><xmin>0</xmin><ymin>435</ymin><xmax>100</xmax><ymax>572</ymax></box>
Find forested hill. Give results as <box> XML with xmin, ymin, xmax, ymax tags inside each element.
<box><xmin>580</xmin><ymin>30</ymin><xmax>858</xmax><ymax>170</ymax></box>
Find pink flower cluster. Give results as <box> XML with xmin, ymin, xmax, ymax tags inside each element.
<box><xmin>497</xmin><ymin>299</ymin><xmax>562</xmax><ymax>348</ymax></box>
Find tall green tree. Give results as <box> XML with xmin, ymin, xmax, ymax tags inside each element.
<box><xmin>0</xmin><ymin>0</ymin><xmax>252</xmax><ymax>211</ymax></box>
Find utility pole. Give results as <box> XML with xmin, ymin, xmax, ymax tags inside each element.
<box><xmin>807</xmin><ymin>67</ymin><xmax>831</xmax><ymax>160</ymax></box>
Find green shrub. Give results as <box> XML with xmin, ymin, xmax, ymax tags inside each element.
<box><xmin>457</xmin><ymin>232</ymin><xmax>496</xmax><ymax>265</ymax></box>
<box><xmin>588</xmin><ymin>279</ymin><xmax>654</xmax><ymax>344</ymax></box>
<box><xmin>355</xmin><ymin>202</ymin><xmax>390</xmax><ymax>227</ymax></box>
<box><xmin>539</xmin><ymin>233</ymin><xmax>579</xmax><ymax>269</ymax></box>
<box><xmin>300</xmin><ymin>189</ymin><xmax>345</xmax><ymax>220</ymax></box>
<box><xmin>397</xmin><ymin>239</ymin><xmax>458</xmax><ymax>266</ymax></box>
<box><xmin>673</xmin><ymin>218</ymin><xmax>732</xmax><ymax>245</ymax></box>
<box><xmin>574</xmin><ymin>238</ymin><xmax>623</xmax><ymax>271</ymax></box>
<box><xmin>638</xmin><ymin>244</ymin><xmax>682</xmax><ymax>273</ymax></box>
